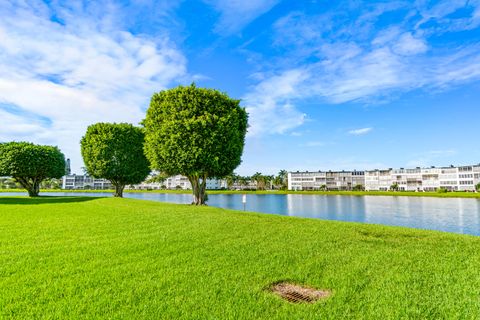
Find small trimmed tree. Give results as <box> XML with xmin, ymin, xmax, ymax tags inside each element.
<box><xmin>81</xmin><ymin>123</ymin><xmax>151</xmax><ymax>197</ymax></box>
<box><xmin>437</xmin><ymin>187</ymin><xmax>448</xmax><ymax>193</ymax></box>
<box><xmin>390</xmin><ymin>183</ymin><xmax>399</xmax><ymax>191</ymax></box>
<box><xmin>476</xmin><ymin>183</ymin><xmax>480</xmax><ymax>192</ymax></box>
<box><xmin>0</xmin><ymin>142</ymin><xmax>65</xmax><ymax>197</ymax></box>
<box><xmin>143</xmin><ymin>84</ymin><xmax>248</xmax><ymax>205</ymax></box>
<box><xmin>352</xmin><ymin>184</ymin><xmax>364</xmax><ymax>191</ymax></box>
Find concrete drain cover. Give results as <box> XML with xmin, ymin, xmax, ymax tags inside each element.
<box><xmin>270</xmin><ymin>282</ymin><xmax>331</xmax><ymax>304</ymax></box>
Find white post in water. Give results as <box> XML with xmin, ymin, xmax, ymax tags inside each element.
<box><xmin>242</xmin><ymin>194</ymin><xmax>246</xmax><ymax>211</ymax></box>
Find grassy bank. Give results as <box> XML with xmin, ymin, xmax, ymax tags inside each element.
<box><xmin>0</xmin><ymin>197</ymin><xmax>479</xmax><ymax>319</ymax></box>
<box><xmin>2</xmin><ymin>188</ymin><xmax>480</xmax><ymax>199</ymax></box>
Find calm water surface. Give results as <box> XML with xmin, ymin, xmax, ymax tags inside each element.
<box><xmin>1</xmin><ymin>192</ymin><xmax>480</xmax><ymax>236</ymax></box>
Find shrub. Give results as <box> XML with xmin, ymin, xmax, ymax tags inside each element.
<box><xmin>437</xmin><ymin>187</ymin><xmax>448</xmax><ymax>193</ymax></box>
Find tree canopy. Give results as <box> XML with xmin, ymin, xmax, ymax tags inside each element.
<box><xmin>0</xmin><ymin>142</ymin><xmax>65</xmax><ymax>197</ymax></box>
<box><xmin>81</xmin><ymin>123</ymin><xmax>151</xmax><ymax>197</ymax></box>
<box><xmin>143</xmin><ymin>84</ymin><xmax>248</xmax><ymax>205</ymax></box>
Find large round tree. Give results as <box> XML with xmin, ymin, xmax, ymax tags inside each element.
<box><xmin>143</xmin><ymin>84</ymin><xmax>248</xmax><ymax>205</ymax></box>
<box><xmin>0</xmin><ymin>142</ymin><xmax>65</xmax><ymax>197</ymax></box>
<box><xmin>81</xmin><ymin>123</ymin><xmax>151</xmax><ymax>197</ymax></box>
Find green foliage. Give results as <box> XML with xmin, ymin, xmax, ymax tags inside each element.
<box><xmin>0</xmin><ymin>142</ymin><xmax>65</xmax><ymax>196</ymax></box>
<box><xmin>1</xmin><ymin>197</ymin><xmax>480</xmax><ymax>318</ymax></box>
<box><xmin>276</xmin><ymin>169</ymin><xmax>288</xmax><ymax>190</ymax></box>
<box><xmin>476</xmin><ymin>183</ymin><xmax>480</xmax><ymax>192</ymax></box>
<box><xmin>224</xmin><ymin>172</ymin><xmax>239</xmax><ymax>189</ymax></box>
<box><xmin>238</xmin><ymin>176</ymin><xmax>250</xmax><ymax>189</ymax></box>
<box><xmin>146</xmin><ymin>172</ymin><xmax>169</xmax><ymax>184</ymax></box>
<box><xmin>40</xmin><ymin>178</ymin><xmax>62</xmax><ymax>189</ymax></box>
<box><xmin>390</xmin><ymin>183</ymin><xmax>400</xmax><ymax>191</ymax></box>
<box><xmin>251</xmin><ymin>172</ymin><xmax>273</xmax><ymax>190</ymax></box>
<box><xmin>143</xmin><ymin>84</ymin><xmax>248</xmax><ymax>204</ymax></box>
<box><xmin>352</xmin><ymin>184</ymin><xmax>364</xmax><ymax>191</ymax></box>
<box><xmin>437</xmin><ymin>187</ymin><xmax>448</xmax><ymax>193</ymax></box>
<box><xmin>81</xmin><ymin>123</ymin><xmax>151</xmax><ymax>197</ymax></box>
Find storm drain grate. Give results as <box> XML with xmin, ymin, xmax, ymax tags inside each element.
<box><xmin>270</xmin><ymin>282</ymin><xmax>331</xmax><ymax>304</ymax></box>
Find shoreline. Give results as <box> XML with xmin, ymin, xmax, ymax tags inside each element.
<box><xmin>1</xmin><ymin>188</ymin><xmax>480</xmax><ymax>198</ymax></box>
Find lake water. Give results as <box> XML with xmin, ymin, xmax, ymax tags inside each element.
<box><xmin>1</xmin><ymin>192</ymin><xmax>480</xmax><ymax>236</ymax></box>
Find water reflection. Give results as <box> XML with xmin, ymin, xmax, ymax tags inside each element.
<box><xmin>1</xmin><ymin>192</ymin><xmax>479</xmax><ymax>236</ymax></box>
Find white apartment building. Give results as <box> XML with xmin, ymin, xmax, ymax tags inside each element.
<box><xmin>63</xmin><ymin>173</ymin><xmax>227</xmax><ymax>190</ymax></box>
<box><xmin>289</xmin><ymin>164</ymin><xmax>480</xmax><ymax>192</ymax></box>
<box><xmin>364</xmin><ymin>164</ymin><xmax>480</xmax><ymax>192</ymax></box>
<box><xmin>130</xmin><ymin>175</ymin><xmax>227</xmax><ymax>190</ymax></box>
<box><xmin>288</xmin><ymin>170</ymin><xmax>365</xmax><ymax>191</ymax></box>
<box><xmin>364</xmin><ymin>169</ymin><xmax>392</xmax><ymax>191</ymax></box>
<box><xmin>62</xmin><ymin>174</ymin><xmax>112</xmax><ymax>190</ymax></box>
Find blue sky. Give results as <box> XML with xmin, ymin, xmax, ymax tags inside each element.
<box><xmin>1</xmin><ymin>0</ymin><xmax>480</xmax><ymax>175</ymax></box>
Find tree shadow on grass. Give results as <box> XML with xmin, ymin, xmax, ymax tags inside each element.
<box><xmin>0</xmin><ymin>196</ymin><xmax>102</xmax><ymax>205</ymax></box>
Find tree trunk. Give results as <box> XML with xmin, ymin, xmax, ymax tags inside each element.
<box><xmin>15</xmin><ymin>177</ymin><xmax>40</xmax><ymax>197</ymax></box>
<box><xmin>188</xmin><ymin>174</ymin><xmax>207</xmax><ymax>205</ymax></box>
<box><xmin>27</xmin><ymin>182</ymin><xmax>40</xmax><ymax>197</ymax></box>
<box><xmin>113</xmin><ymin>183</ymin><xmax>125</xmax><ymax>198</ymax></box>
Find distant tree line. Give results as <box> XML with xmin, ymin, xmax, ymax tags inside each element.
<box><xmin>224</xmin><ymin>170</ymin><xmax>288</xmax><ymax>190</ymax></box>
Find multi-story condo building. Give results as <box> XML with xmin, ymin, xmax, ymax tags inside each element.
<box><xmin>62</xmin><ymin>174</ymin><xmax>112</xmax><ymax>190</ymax></box>
<box><xmin>364</xmin><ymin>164</ymin><xmax>480</xmax><ymax>192</ymax></box>
<box><xmin>288</xmin><ymin>170</ymin><xmax>365</xmax><ymax>191</ymax></box>
<box><xmin>129</xmin><ymin>175</ymin><xmax>227</xmax><ymax>190</ymax></box>
<box><xmin>63</xmin><ymin>174</ymin><xmax>227</xmax><ymax>190</ymax></box>
<box><xmin>364</xmin><ymin>169</ymin><xmax>392</xmax><ymax>191</ymax></box>
<box><xmin>290</xmin><ymin>164</ymin><xmax>480</xmax><ymax>192</ymax></box>
<box><xmin>230</xmin><ymin>180</ymin><xmax>259</xmax><ymax>190</ymax></box>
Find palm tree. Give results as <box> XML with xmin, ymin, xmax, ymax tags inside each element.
<box><xmin>251</xmin><ymin>172</ymin><xmax>262</xmax><ymax>190</ymax></box>
<box><xmin>277</xmin><ymin>170</ymin><xmax>288</xmax><ymax>190</ymax></box>
<box><xmin>272</xmin><ymin>175</ymin><xmax>282</xmax><ymax>190</ymax></box>
<box><xmin>225</xmin><ymin>173</ymin><xmax>238</xmax><ymax>190</ymax></box>
<box><xmin>266</xmin><ymin>175</ymin><xmax>274</xmax><ymax>190</ymax></box>
<box><xmin>238</xmin><ymin>176</ymin><xmax>249</xmax><ymax>190</ymax></box>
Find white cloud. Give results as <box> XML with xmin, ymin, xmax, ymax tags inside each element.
<box><xmin>243</xmin><ymin>2</ymin><xmax>480</xmax><ymax>137</ymax></box>
<box><xmin>204</xmin><ymin>0</ymin><xmax>280</xmax><ymax>35</ymax></box>
<box><xmin>0</xmin><ymin>1</ymin><xmax>187</xmax><ymax>173</ymax></box>
<box><xmin>243</xmin><ymin>69</ymin><xmax>308</xmax><ymax>136</ymax></box>
<box><xmin>348</xmin><ymin>128</ymin><xmax>373</xmax><ymax>136</ymax></box>
<box><xmin>392</xmin><ymin>33</ymin><xmax>428</xmax><ymax>56</ymax></box>
<box><xmin>0</xmin><ymin>109</ymin><xmax>46</xmax><ymax>137</ymax></box>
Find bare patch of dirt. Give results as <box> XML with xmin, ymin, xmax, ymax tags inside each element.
<box><xmin>269</xmin><ymin>282</ymin><xmax>331</xmax><ymax>304</ymax></box>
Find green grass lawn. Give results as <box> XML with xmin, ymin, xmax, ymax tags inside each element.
<box><xmin>0</xmin><ymin>197</ymin><xmax>479</xmax><ymax>319</ymax></box>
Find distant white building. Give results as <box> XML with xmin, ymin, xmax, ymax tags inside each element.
<box><xmin>129</xmin><ymin>174</ymin><xmax>227</xmax><ymax>190</ymax></box>
<box><xmin>288</xmin><ymin>170</ymin><xmax>365</xmax><ymax>191</ymax></box>
<box><xmin>230</xmin><ymin>180</ymin><xmax>258</xmax><ymax>190</ymax></box>
<box><xmin>365</xmin><ymin>165</ymin><xmax>480</xmax><ymax>192</ymax></box>
<box><xmin>63</xmin><ymin>173</ymin><xmax>227</xmax><ymax>190</ymax></box>
<box><xmin>289</xmin><ymin>164</ymin><xmax>480</xmax><ymax>192</ymax></box>
<box><xmin>62</xmin><ymin>174</ymin><xmax>112</xmax><ymax>190</ymax></box>
<box><xmin>364</xmin><ymin>169</ymin><xmax>392</xmax><ymax>191</ymax></box>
